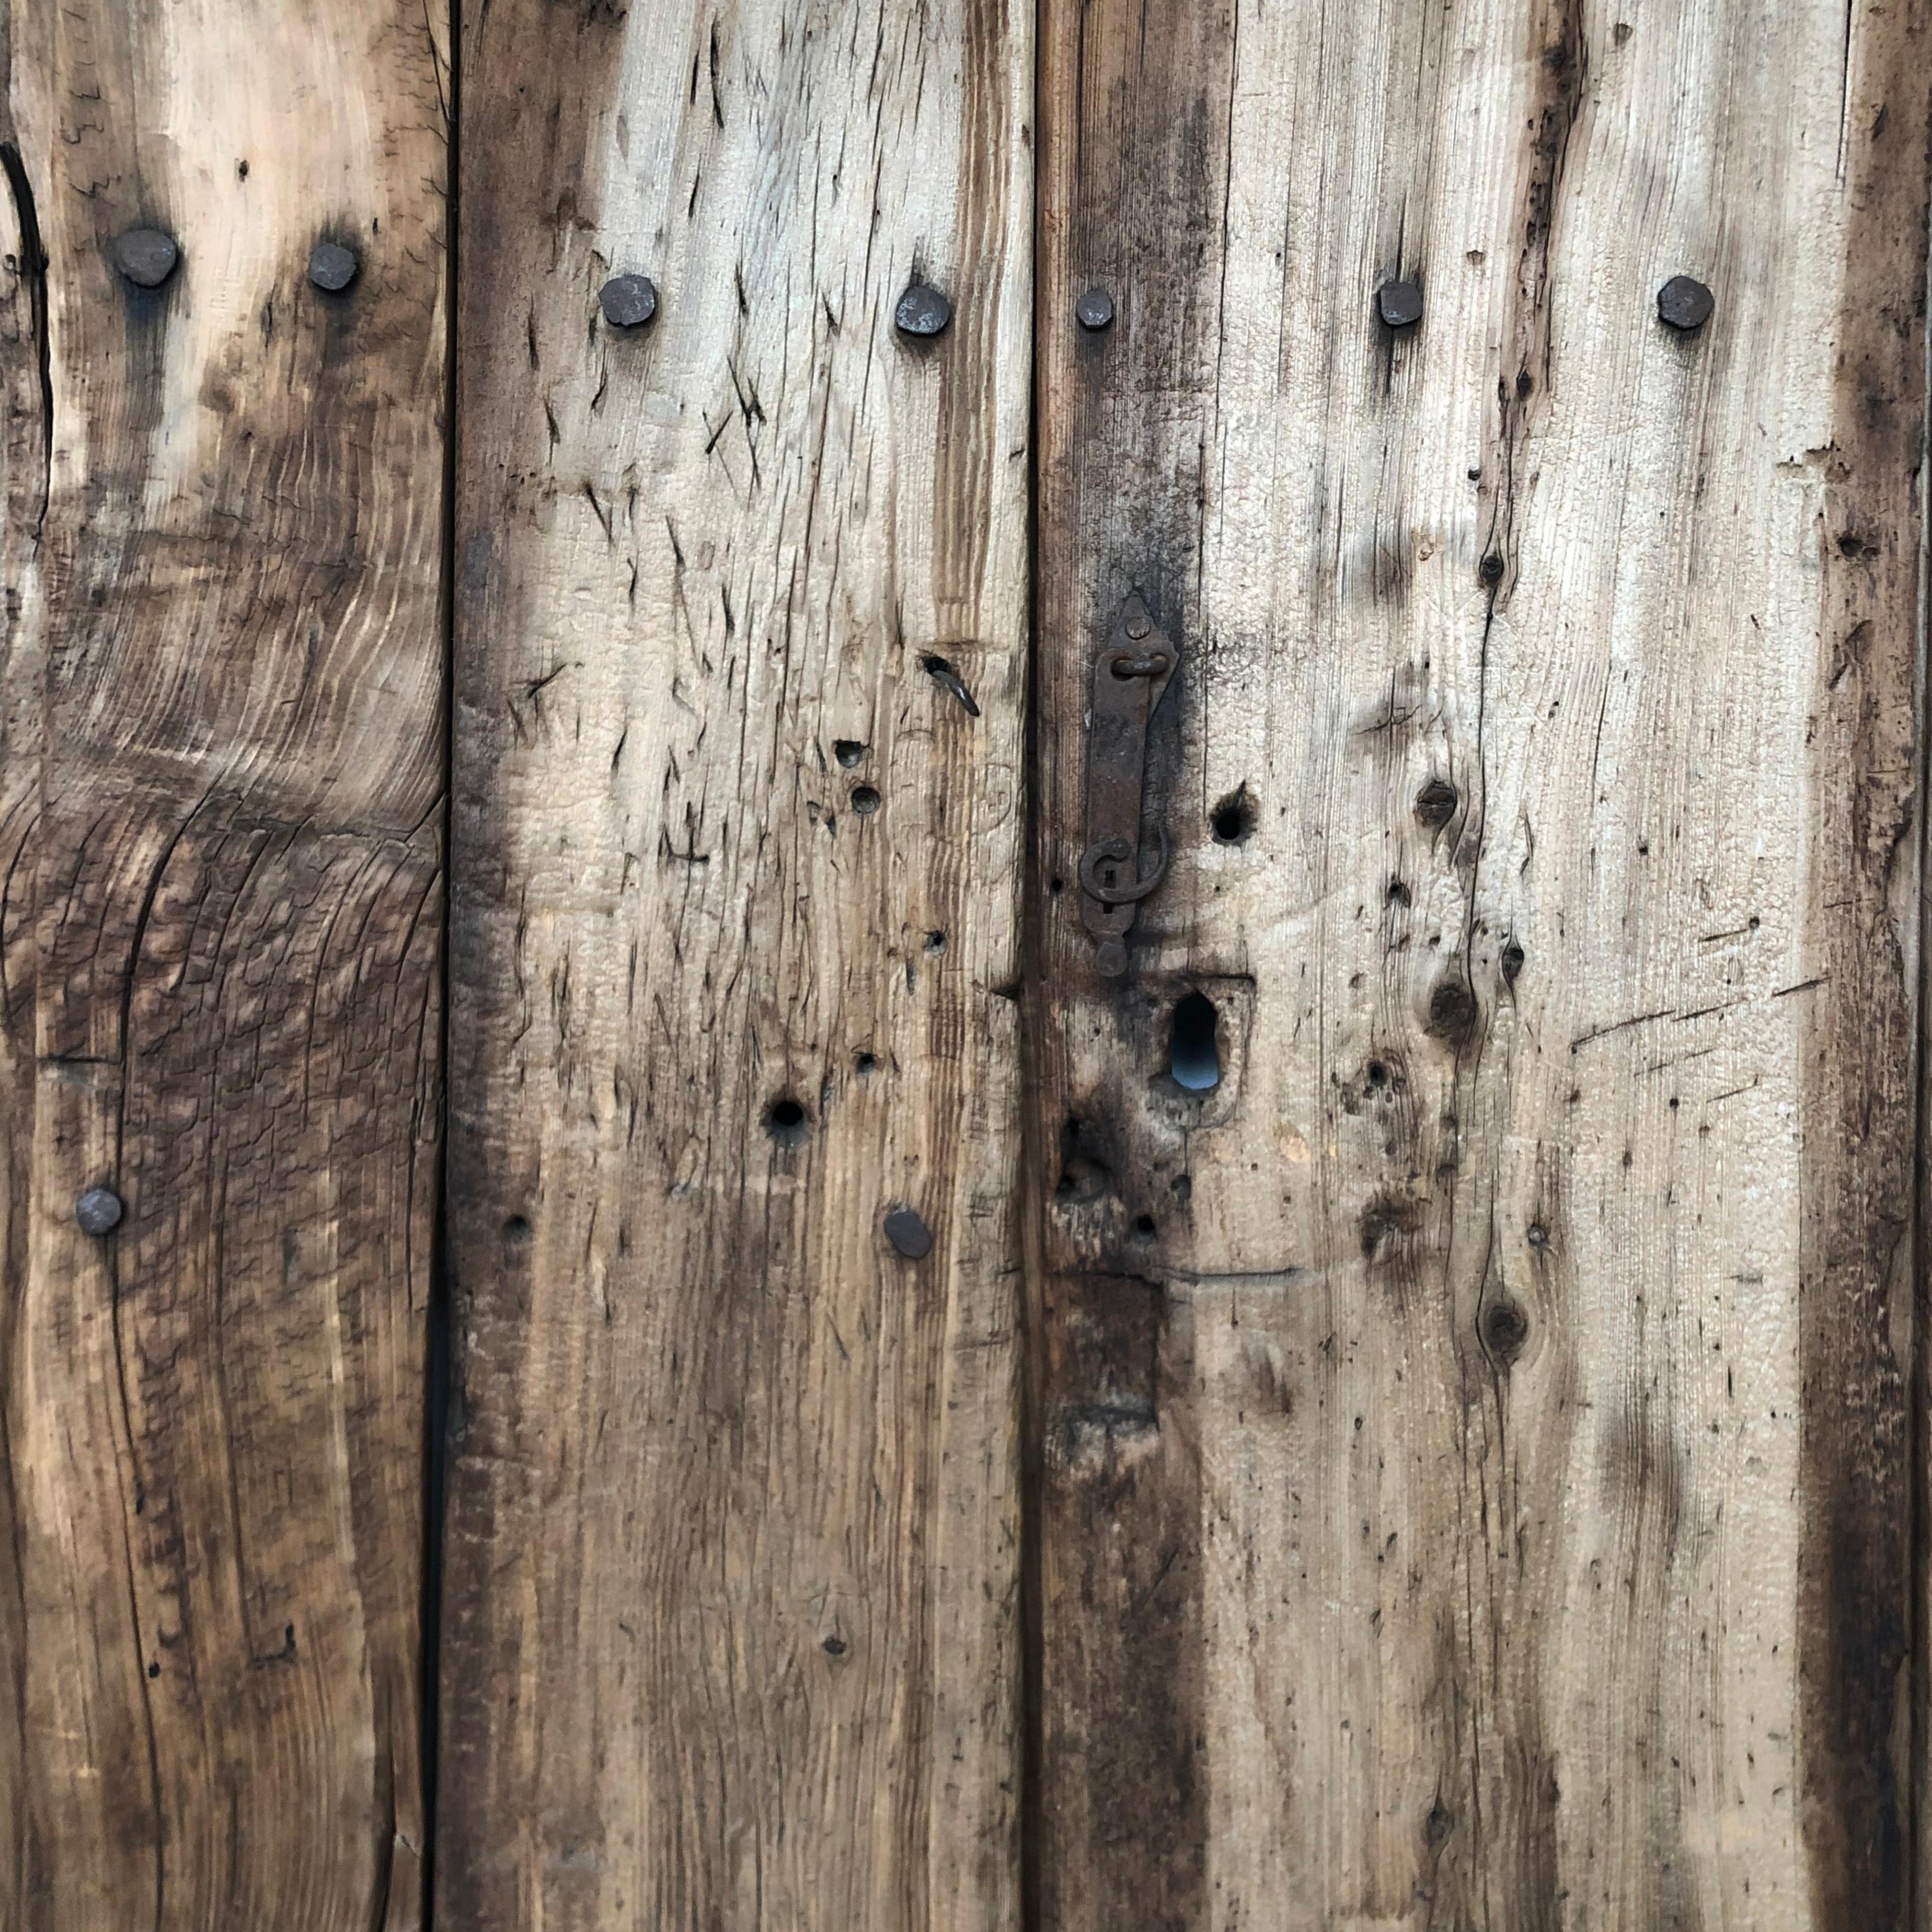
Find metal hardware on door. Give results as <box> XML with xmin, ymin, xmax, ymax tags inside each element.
<box><xmin>1080</xmin><ymin>594</ymin><xmax>1178</xmax><ymax>977</ymax></box>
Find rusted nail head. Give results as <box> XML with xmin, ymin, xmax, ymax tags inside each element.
<box><xmin>1124</xmin><ymin>610</ymin><xmax>1151</xmax><ymax>640</ymax></box>
<box><xmin>894</xmin><ymin>282</ymin><xmax>952</xmax><ymax>339</ymax></box>
<box><xmin>1377</xmin><ymin>279</ymin><xmax>1424</xmax><ymax>329</ymax></box>
<box><xmin>76</xmin><ymin>1185</ymin><xmax>125</xmax><ymax>1236</ymax></box>
<box><xmin>308</xmin><ymin>241</ymin><xmax>360</xmax><ymax>292</ymax></box>
<box><xmin>883</xmin><ymin>1205</ymin><xmax>933</xmax><ymax>1260</ymax></box>
<box><xmin>1075</xmin><ymin>286</ymin><xmax>1115</xmax><ymax>331</ymax></box>
<box><xmin>109</xmin><ymin>228</ymin><xmax>180</xmax><ymax>289</ymax></box>
<box><xmin>599</xmin><ymin>274</ymin><xmax>660</xmax><ymax>330</ymax></box>
<box><xmin>1656</xmin><ymin>275</ymin><xmax>1714</xmax><ymax>331</ymax></box>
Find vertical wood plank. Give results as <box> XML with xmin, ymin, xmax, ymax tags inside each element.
<box><xmin>438</xmin><ymin>3</ymin><xmax>1031</xmax><ymax>1925</ymax></box>
<box><xmin>0</xmin><ymin>6</ymin><xmax>446</xmax><ymax>1927</ymax></box>
<box><xmin>1033</xmin><ymin>2</ymin><xmax>1928</xmax><ymax>1926</ymax></box>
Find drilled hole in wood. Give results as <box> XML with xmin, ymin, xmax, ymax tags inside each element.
<box><xmin>767</xmin><ymin>1097</ymin><xmax>810</xmax><ymax>1144</ymax></box>
<box><xmin>1133</xmin><ymin>1213</ymin><xmax>1157</xmax><ymax>1238</ymax></box>
<box><xmin>1210</xmin><ymin>786</ymin><xmax>1255</xmax><ymax>845</ymax></box>
<box><xmin>1170</xmin><ymin>992</ymin><xmax>1220</xmax><ymax>1092</ymax></box>
<box><xmin>854</xmin><ymin>1052</ymin><xmax>879</xmax><ymax>1076</ymax></box>
<box><xmin>834</xmin><ymin>739</ymin><xmax>866</xmax><ymax>768</ymax></box>
<box><xmin>1367</xmin><ymin>1059</ymin><xmax>1388</xmax><ymax>1088</ymax></box>
<box><xmin>851</xmin><ymin>785</ymin><xmax>881</xmax><ymax>815</ymax></box>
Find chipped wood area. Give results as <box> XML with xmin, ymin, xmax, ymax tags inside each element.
<box><xmin>0</xmin><ymin>4</ymin><xmax>446</xmax><ymax>1927</ymax></box>
<box><xmin>436</xmin><ymin>3</ymin><xmax>1031</xmax><ymax>1926</ymax></box>
<box><xmin>1034</xmin><ymin>2</ymin><xmax>1928</xmax><ymax>1928</ymax></box>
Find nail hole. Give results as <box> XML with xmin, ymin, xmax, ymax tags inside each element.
<box><xmin>148</xmin><ymin>1662</ymin><xmax>161</xmax><ymax>1679</ymax></box>
<box><xmin>1170</xmin><ymin>992</ymin><xmax>1221</xmax><ymax>1092</ymax></box>
<box><xmin>502</xmin><ymin>1215</ymin><xmax>532</xmax><ymax>1244</ymax></box>
<box><xmin>834</xmin><ymin>739</ymin><xmax>866</xmax><ymax>768</ymax></box>
<box><xmin>1387</xmin><ymin>877</ymin><xmax>1411</xmax><ymax>907</ymax></box>
<box><xmin>925</xmin><ymin>931</ymin><xmax>947</xmax><ymax>953</ymax></box>
<box><xmin>822</xmin><ymin>1635</ymin><xmax>848</xmax><ymax>1656</ymax></box>
<box><xmin>767</xmin><ymin>1096</ymin><xmax>810</xmax><ymax>1144</ymax></box>
<box><xmin>854</xmin><ymin>1052</ymin><xmax>879</xmax><ymax>1076</ymax></box>
<box><xmin>1133</xmin><ymin>1214</ymin><xmax>1157</xmax><ymax>1237</ymax></box>
<box><xmin>1501</xmin><ymin>939</ymin><xmax>1525</xmax><ymax>985</ymax></box>
<box><xmin>1479</xmin><ymin>553</ymin><xmax>1505</xmax><ymax>586</ymax></box>
<box><xmin>851</xmin><ymin>785</ymin><xmax>881</xmax><ymax>815</ymax></box>
<box><xmin>1367</xmin><ymin>1059</ymin><xmax>1388</xmax><ymax>1088</ymax></box>
<box><xmin>1210</xmin><ymin>785</ymin><xmax>1256</xmax><ymax>845</ymax></box>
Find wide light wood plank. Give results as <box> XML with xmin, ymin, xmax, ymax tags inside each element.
<box><xmin>438</xmin><ymin>3</ymin><xmax>1031</xmax><ymax>1924</ymax></box>
<box><xmin>1033</xmin><ymin>2</ymin><xmax>1927</xmax><ymax>1926</ymax></box>
<box><xmin>0</xmin><ymin>4</ymin><xmax>446</xmax><ymax>1927</ymax></box>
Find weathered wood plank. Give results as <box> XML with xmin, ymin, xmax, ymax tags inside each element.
<box><xmin>0</xmin><ymin>6</ymin><xmax>446</xmax><ymax>1926</ymax></box>
<box><xmin>1033</xmin><ymin>2</ymin><xmax>1928</xmax><ymax>1926</ymax></box>
<box><xmin>437</xmin><ymin>3</ymin><xmax>1031</xmax><ymax>1925</ymax></box>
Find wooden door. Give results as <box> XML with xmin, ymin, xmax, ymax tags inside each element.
<box><xmin>1</xmin><ymin>2</ymin><xmax>1927</xmax><ymax>1929</ymax></box>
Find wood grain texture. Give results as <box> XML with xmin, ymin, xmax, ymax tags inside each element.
<box><xmin>437</xmin><ymin>2</ymin><xmax>1031</xmax><ymax>1925</ymax></box>
<box><xmin>1033</xmin><ymin>2</ymin><xmax>1929</xmax><ymax>1927</ymax></box>
<box><xmin>0</xmin><ymin>4</ymin><xmax>446</xmax><ymax>1926</ymax></box>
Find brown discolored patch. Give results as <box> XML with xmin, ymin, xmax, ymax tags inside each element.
<box><xmin>1032</xmin><ymin>0</ymin><xmax>1235</xmax><ymax>1917</ymax></box>
<box><xmin>1792</xmin><ymin>6</ymin><xmax>1926</xmax><ymax>1927</ymax></box>
<box><xmin>1479</xmin><ymin>0</ymin><xmax>1586</xmax><ymax>605</ymax></box>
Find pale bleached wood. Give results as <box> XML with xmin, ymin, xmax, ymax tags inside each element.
<box><xmin>1035</xmin><ymin>1</ymin><xmax>1927</xmax><ymax>1926</ymax></box>
<box><xmin>437</xmin><ymin>3</ymin><xmax>1031</xmax><ymax>1925</ymax></box>
<box><xmin>0</xmin><ymin>5</ymin><xmax>446</xmax><ymax>1926</ymax></box>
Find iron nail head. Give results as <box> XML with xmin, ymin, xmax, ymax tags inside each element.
<box><xmin>598</xmin><ymin>274</ymin><xmax>660</xmax><ymax>330</ymax></box>
<box><xmin>109</xmin><ymin>228</ymin><xmax>180</xmax><ymax>289</ymax></box>
<box><xmin>308</xmin><ymin>241</ymin><xmax>360</xmax><ymax>292</ymax></box>
<box><xmin>1377</xmin><ymin>279</ymin><xmax>1424</xmax><ymax>329</ymax></box>
<box><xmin>894</xmin><ymin>283</ymin><xmax>952</xmax><ymax>339</ymax></box>
<box><xmin>75</xmin><ymin>1185</ymin><xmax>124</xmax><ymax>1236</ymax></box>
<box><xmin>883</xmin><ymin>1205</ymin><xmax>933</xmax><ymax>1260</ymax></box>
<box><xmin>1657</xmin><ymin>275</ymin><xmax>1714</xmax><ymax>332</ymax></box>
<box><xmin>1075</xmin><ymin>286</ymin><xmax>1116</xmax><ymax>331</ymax></box>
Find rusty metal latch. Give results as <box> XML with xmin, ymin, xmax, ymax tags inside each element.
<box><xmin>1080</xmin><ymin>594</ymin><xmax>1177</xmax><ymax>977</ymax></box>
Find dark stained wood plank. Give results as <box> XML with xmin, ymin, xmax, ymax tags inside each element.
<box><xmin>0</xmin><ymin>5</ymin><xmax>447</xmax><ymax>1926</ymax></box>
<box><xmin>437</xmin><ymin>2</ymin><xmax>1031</xmax><ymax>1925</ymax></box>
<box><xmin>1032</xmin><ymin>0</ymin><xmax>1930</xmax><ymax>1925</ymax></box>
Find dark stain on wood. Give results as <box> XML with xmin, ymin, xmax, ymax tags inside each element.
<box><xmin>1796</xmin><ymin>5</ymin><xmax>1927</xmax><ymax>1926</ymax></box>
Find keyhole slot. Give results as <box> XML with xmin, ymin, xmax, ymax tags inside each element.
<box><xmin>1170</xmin><ymin>992</ymin><xmax>1221</xmax><ymax>1092</ymax></box>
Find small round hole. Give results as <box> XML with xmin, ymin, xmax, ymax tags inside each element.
<box><xmin>834</xmin><ymin>739</ymin><xmax>866</xmax><ymax>768</ymax></box>
<box><xmin>1209</xmin><ymin>786</ymin><xmax>1255</xmax><ymax>845</ymax></box>
<box><xmin>851</xmin><ymin>785</ymin><xmax>881</xmax><ymax>816</ymax></box>
<box><xmin>767</xmin><ymin>1097</ymin><xmax>810</xmax><ymax>1144</ymax></box>
<box><xmin>1367</xmin><ymin>1060</ymin><xmax>1388</xmax><ymax>1088</ymax></box>
<box><xmin>503</xmin><ymin>1214</ymin><xmax>532</xmax><ymax>1244</ymax></box>
<box><xmin>854</xmin><ymin>1052</ymin><xmax>879</xmax><ymax>1076</ymax></box>
<box><xmin>925</xmin><ymin>931</ymin><xmax>947</xmax><ymax>953</ymax></box>
<box><xmin>1133</xmin><ymin>1214</ymin><xmax>1157</xmax><ymax>1238</ymax></box>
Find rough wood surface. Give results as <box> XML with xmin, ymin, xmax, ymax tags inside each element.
<box><xmin>437</xmin><ymin>3</ymin><xmax>1031</xmax><ymax>1925</ymax></box>
<box><xmin>1033</xmin><ymin>2</ymin><xmax>1929</xmax><ymax>1927</ymax></box>
<box><xmin>0</xmin><ymin>5</ymin><xmax>446</xmax><ymax>1926</ymax></box>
